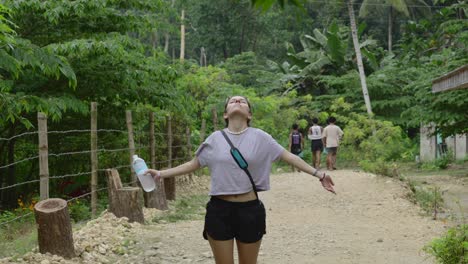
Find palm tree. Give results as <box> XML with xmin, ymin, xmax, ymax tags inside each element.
<box><xmin>359</xmin><ymin>0</ymin><xmax>431</xmax><ymax>53</ymax></box>
<box><xmin>348</xmin><ymin>0</ymin><xmax>373</xmax><ymax>116</ymax></box>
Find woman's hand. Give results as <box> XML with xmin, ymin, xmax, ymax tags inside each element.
<box><xmin>145</xmin><ymin>169</ymin><xmax>161</xmax><ymax>182</ymax></box>
<box><xmin>319</xmin><ymin>173</ymin><xmax>336</xmax><ymax>194</ymax></box>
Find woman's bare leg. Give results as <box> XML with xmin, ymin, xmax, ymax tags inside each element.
<box><xmin>236</xmin><ymin>239</ymin><xmax>262</xmax><ymax>264</ymax></box>
<box><xmin>312</xmin><ymin>152</ymin><xmax>317</xmax><ymax>168</ymax></box>
<box><xmin>208</xmin><ymin>235</ymin><xmax>234</xmax><ymax>264</ymax></box>
<box><xmin>315</xmin><ymin>151</ymin><xmax>321</xmax><ymax>168</ymax></box>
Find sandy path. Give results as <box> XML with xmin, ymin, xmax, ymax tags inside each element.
<box><xmin>127</xmin><ymin>170</ymin><xmax>447</xmax><ymax>264</ymax></box>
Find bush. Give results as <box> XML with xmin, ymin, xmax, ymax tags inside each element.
<box><xmin>68</xmin><ymin>200</ymin><xmax>91</xmax><ymax>223</ymax></box>
<box><xmin>359</xmin><ymin>159</ymin><xmax>400</xmax><ymax>177</ymax></box>
<box><xmin>341</xmin><ymin>113</ymin><xmax>413</xmax><ymax>162</ymax></box>
<box><xmin>423</xmin><ymin>224</ymin><xmax>468</xmax><ymax>264</ymax></box>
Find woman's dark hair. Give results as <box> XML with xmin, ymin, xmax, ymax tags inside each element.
<box><xmin>312</xmin><ymin>118</ymin><xmax>318</xmax><ymax>124</ymax></box>
<box><xmin>328</xmin><ymin>116</ymin><xmax>336</xmax><ymax>123</ymax></box>
<box><xmin>223</xmin><ymin>96</ymin><xmax>252</xmax><ymax>127</ymax></box>
<box><xmin>292</xmin><ymin>123</ymin><xmax>299</xmax><ymax>130</ymax></box>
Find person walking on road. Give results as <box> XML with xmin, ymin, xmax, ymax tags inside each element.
<box><xmin>322</xmin><ymin>116</ymin><xmax>344</xmax><ymax>171</ymax></box>
<box><xmin>146</xmin><ymin>95</ymin><xmax>336</xmax><ymax>264</ymax></box>
<box><xmin>308</xmin><ymin>118</ymin><xmax>323</xmax><ymax>169</ymax></box>
<box><xmin>289</xmin><ymin>123</ymin><xmax>304</xmax><ymax>172</ymax></box>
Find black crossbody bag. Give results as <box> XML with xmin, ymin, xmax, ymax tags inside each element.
<box><xmin>220</xmin><ymin>130</ymin><xmax>259</xmax><ymax>199</ymax></box>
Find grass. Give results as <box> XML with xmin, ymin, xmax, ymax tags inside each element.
<box><xmin>152</xmin><ymin>194</ymin><xmax>209</xmax><ymax>223</ymax></box>
<box><xmin>0</xmin><ymin>220</ymin><xmax>37</xmax><ymax>259</ymax></box>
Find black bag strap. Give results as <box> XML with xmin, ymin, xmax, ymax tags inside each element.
<box><xmin>220</xmin><ymin>130</ymin><xmax>258</xmax><ymax>199</ymax></box>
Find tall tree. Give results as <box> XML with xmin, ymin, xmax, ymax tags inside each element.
<box><xmin>359</xmin><ymin>0</ymin><xmax>431</xmax><ymax>53</ymax></box>
<box><xmin>348</xmin><ymin>0</ymin><xmax>373</xmax><ymax>116</ymax></box>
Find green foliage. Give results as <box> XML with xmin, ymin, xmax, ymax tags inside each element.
<box><xmin>68</xmin><ymin>200</ymin><xmax>92</xmax><ymax>223</ymax></box>
<box><xmin>423</xmin><ymin>224</ymin><xmax>468</xmax><ymax>264</ymax></box>
<box><xmin>222</xmin><ymin>52</ymin><xmax>267</xmax><ymax>88</ymax></box>
<box><xmin>152</xmin><ymin>194</ymin><xmax>209</xmax><ymax>223</ymax></box>
<box><xmin>406</xmin><ymin>180</ymin><xmax>444</xmax><ymax>216</ymax></box>
<box><xmin>359</xmin><ymin>159</ymin><xmax>400</xmax><ymax>177</ymax></box>
<box><xmin>342</xmin><ymin>113</ymin><xmax>412</xmax><ymax>162</ymax></box>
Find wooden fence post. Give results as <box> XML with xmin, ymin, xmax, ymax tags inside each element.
<box><xmin>150</xmin><ymin>112</ymin><xmax>156</xmax><ymax>169</ymax></box>
<box><xmin>200</xmin><ymin>119</ymin><xmax>206</xmax><ymax>142</ymax></box>
<box><xmin>212</xmin><ymin>107</ymin><xmax>218</xmax><ymax>131</ymax></box>
<box><xmin>126</xmin><ymin>110</ymin><xmax>136</xmax><ymax>185</ymax></box>
<box><xmin>38</xmin><ymin>112</ymin><xmax>49</xmax><ymax>200</ymax></box>
<box><xmin>165</xmin><ymin>115</ymin><xmax>175</xmax><ymax>200</ymax></box>
<box><xmin>145</xmin><ymin>112</ymin><xmax>168</xmax><ymax>210</ymax></box>
<box><xmin>106</xmin><ymin>169</ymin><xmax>144</xmax><ymax>223</ymax></box>
<box><xmin>186</xmin><ymin>126</ymin><xmax>192</xmax><ymax>181</ymax></box>
<box><xmin>34</xmin><ymin>198</ymin><xmax>75</xmax><ymax>258</ymax></box>
<box><xmin>90</xmin><ymin>102</ymin><xmax>98</xmax><ymax>217</ymax></box>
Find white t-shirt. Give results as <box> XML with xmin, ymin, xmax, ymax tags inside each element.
<box><xmin>322</xmin><ymin>124</ymin><xmax>344</xmax><ymax>148</ymax></box>
<box><xmin>308</xmin><ymin>125</ymin><xmax>322</xmax><ymax>140</ymax></box>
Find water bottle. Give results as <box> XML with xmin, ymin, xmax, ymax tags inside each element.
<box><xmin>132</xmin><ymin>155</ymin><xmax>156</xmax><ymax>192</ymax></box>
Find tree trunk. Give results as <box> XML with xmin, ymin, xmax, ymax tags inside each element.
<box><xmin>152</xmin><ymin>31</ymin><xmax>159</xmax><ymax>50</ymax></box>
<box><xmin>239</xmin><ymin>16</ymin><xmax>245</xmax><ymax>53</ymax></box>
<box><xmin>347</xmin><ymin>0</ymin><xmax>373</xmax><ymax>117</ymax></box>
<box><xmin>164</xmin><ymin>0</ymin><xmax>175</xmax><ymax>53</ymax></box>
<box><xmin>200</xmin><ymin>119</ymin><xmax>206</xmax><ymax>142</ymax></box>
<box><xmin>212</xmin><ymin>107</ymin><xmax>219</xmax><ymax>131</ymax></box>
<box><xmin>34</xmin><ymin>198</ymin><xmax>75</xmax><ymax>258</ymax></box>
<box><xmin>165</xmin><ymin>116</ymin><xmax>175</xmax><ymax>200</ymax></box>
<box><xmin>106</xmin><ymin>169</ymin><xmax>145</xmax><ymax>223</ymax></box>
<box><xmin>146</xmin><ymin>112</ymin><xmax>168</xmax><ymax>210</ymax></box>
<box><xmin>180</xmin><ymin>9</ymin><xmax>185</xmax><ymax>62</ymax></box>
<box><xmin>388</xmin><ymin>6</ymin><xmax>393</xmax><ymax>53</ymax></box>
<box><xmin>5</xmin><ymin>135</ymin><xmax>16</xmax><ymax>209</ymax></box>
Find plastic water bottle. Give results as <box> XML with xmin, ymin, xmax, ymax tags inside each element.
<box><xmin>132</xmin><ymin>155</ymin><xmax>156</xmax><ymax>192</ymax></box>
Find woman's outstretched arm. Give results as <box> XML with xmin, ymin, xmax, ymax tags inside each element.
<box><xmin>146</xmin><ymin>157</ymin><xmax>201</xmax><ymax>181</ymax></box>
<box><xmin>280</xmin><ymin>150</ymin><xmax>336</xmax><ymax>194</ymax></box>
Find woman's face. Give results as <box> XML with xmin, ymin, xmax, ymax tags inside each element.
<box><xmin>224</xmin><ymin>96</ymin><xmax>252</xmax><ymax>122</ymax></box>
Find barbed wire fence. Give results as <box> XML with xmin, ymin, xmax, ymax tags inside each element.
<box><xmin>0</xmin><ymin>102</ymin><xmax>214</xmax><ymax>229</ymax></box>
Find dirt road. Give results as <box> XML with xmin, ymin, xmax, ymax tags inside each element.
<box><xmin>127</xmin><ymin>170</ymin><xmax>447</xmax><ymax>264</ymax></box>
<box><xmin>0</xmin><ymin>170</ymin><xmax>449</xmax><ymax>264</ymax></box>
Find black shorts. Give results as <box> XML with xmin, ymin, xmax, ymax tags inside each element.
<box><xmin>291</xmin><ymin>147</ymin><xmax>302</xmax><ymax>155</ymax></box>
<box><xmin>203</xmin><ymin>196</ymin><xmax>266</xmax><ymax>243</ymax></box>
<box><xmin>311</xmin><ymin>139</ymin><xmax>323</xmax><ymax>152</ymax></box>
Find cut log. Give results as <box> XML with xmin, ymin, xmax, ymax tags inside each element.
<box><xmin>34</xmin><ymin>198</ymin><xmax>75</xmax><ymax>258</ymax></box>
<box><xmin>144</xmin><ymin>179</ymin><xmax>168</xmax><ymax>210</ymax></box>
<box><xmin>106</xmin><ymin>169</ymin><xmax>144</xmax><ymax>223</ymax></box>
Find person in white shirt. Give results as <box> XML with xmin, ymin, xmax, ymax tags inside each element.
<box><xmin>308</xmin><ymin>118</ymin><xmax>323</xmax><ymax>169</ymax></box>
<box><xmin>322</xmin><ymin>116</ymin><xmax>344</xmax><ymax>170</ymax></box>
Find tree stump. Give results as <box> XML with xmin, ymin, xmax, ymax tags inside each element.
<box><xmin>164</xmin><ymin>177</ymin><xmax>176</xmax><ymax>201</ymax></box>
<box><xmin>106</xmin><ymin>169</ymin><xmax>144</xmax><ymax>223</ymax></box>
<box><xmin>34</xmin><ymin>198</ymin><xmax>75</xmax><ymax>258</ymax></box>
<box><xmin>144</xmin><ymin>179</ymin><xmax>168</xmax><ymax>210</ymax></box>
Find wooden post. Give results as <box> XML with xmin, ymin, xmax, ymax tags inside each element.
<box><xmin>90</xmin><ymin>102</ymin><xmax>98</xmax><ymax>217</ymax></box>
<box><xmin>165</xmin><ymin>115</ymin><xmax>175</xmax><ymax>200</ymax></box>
<box><xmin>212</xmin><ymin>107</ymin><xmax>218</xmax><ymax>131</ymax></box>
<box><xmin>149</xmin><ymin>112</ymin><xmax>156</xmax><ymax>169</ymax></box>
<box><xmin>38</xmin><ymin>113</ymin><xmax>49</xmax><ymax>200</ymax></box>
<box><xmin>126</xmin><ymin>110</ymin><xmax>136</xmax><ymax>185</ymax></box>
<box><xmin>200</xmin><ymin>119</ymin><xmax>206</xmax><ymax>142</ymax></box>
<box><xmin>106</xmin><ymin>169</ymin><xmax>144</xmax><ymax>223</ymax></box>
<box><xmin>145</xmin><ymin>112</ymin><xmax>168</xmax><ymax>210</ymax></box>
<box><xmin>186</xmin><ymin>126</ymin><xmax>193</xmax><ymax>181</ymax></box>
<box><xmin>34</xmin><ymin>198</ymin><xmax>75</xmax><ymax>258</ymax></box>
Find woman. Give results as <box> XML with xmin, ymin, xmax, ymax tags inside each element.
<box><xmin>146</xmin><ymin>96</ymin><xmax>336</xmax><ymax>264</ymax></box>
<box><xmin>308</xmin><ymin>118</ymin><xmax>324</xmax><ymax>169</ymax></box>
